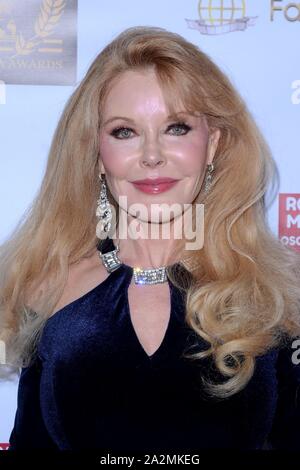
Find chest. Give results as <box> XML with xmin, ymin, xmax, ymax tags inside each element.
<box><xmin>127</xmin><ymin>280</ymin><xmax>171</xmax><ymax>357</ymax></box>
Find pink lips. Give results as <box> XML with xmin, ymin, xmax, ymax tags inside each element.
<box><xmin>131</xmin><ymin>177</ymin><xmax>179</xmax><ymax>194</ymax></box>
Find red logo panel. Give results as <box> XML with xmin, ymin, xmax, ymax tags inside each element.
<box><xmin>279</xmin><ymin>194</ymin><xmax>300</xmax><ymax>253</ymax></box>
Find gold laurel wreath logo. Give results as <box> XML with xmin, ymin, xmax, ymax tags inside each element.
<box><xmin>14</xmin><ymin>0</ymin><xmax>65</xmax><ymax>56</ymax></box>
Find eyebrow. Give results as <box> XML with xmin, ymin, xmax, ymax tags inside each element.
<box><xmin>103</xmin><ymin>112</ymin><xmax>194</xmax><ymax>127</ymax></box>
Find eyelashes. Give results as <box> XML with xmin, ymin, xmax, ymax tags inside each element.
<box><xmin>110</xmin><ymin>121</ymin><xmax>192</xmax><ymax>139</ymax></box>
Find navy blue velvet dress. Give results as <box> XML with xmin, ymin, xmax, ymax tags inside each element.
<box><xmin>8</xmin><ymin>237</ymin><xmax>300</xmax><ymax>451</ymax></box>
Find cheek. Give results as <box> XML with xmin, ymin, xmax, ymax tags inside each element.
<box><xmin>99</xmin><ymin>135</ymin><xmax>133</xmax><ymax>177</ymax></box>
<box><xmin>171</xmin><ymin>138</ymin><xmax>208</xmax><ymax>175</ymax></box>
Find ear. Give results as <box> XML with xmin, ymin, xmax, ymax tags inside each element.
<box><xmin>98</xmin><ymin>158</ymin><xmax>105</xmax><ymax>175</ymax></box>
<box><xmin>207</xmin><ymin>128</ymin><xmax>221</xmax><ymax>166</ymax></box>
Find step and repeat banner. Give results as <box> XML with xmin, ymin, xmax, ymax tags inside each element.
<box><xmin>0</xmin><ymin>0</ymin><xmax>299</xmax><ymax>449</ymax></box>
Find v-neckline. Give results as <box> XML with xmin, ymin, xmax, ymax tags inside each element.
<box><xmin>97</xmin><ymin>236</ymin><xmax>187</xmax><ymax>362</ymax></box>
<box><xmin>123</xmin><ymin>263</ymin><xmax>174</xmax><ymax>362</ymax></box>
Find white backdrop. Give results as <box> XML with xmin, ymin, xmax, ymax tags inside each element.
<box><xmin>0</xmin><ymin>0</ymin><xmax>299</xmax><ymax>448</ymax></box>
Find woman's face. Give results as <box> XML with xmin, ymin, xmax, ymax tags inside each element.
<box><xmin>98</xmin><ymin>69</ymin><xmax>220</xmax><ymax>224</ymax></box>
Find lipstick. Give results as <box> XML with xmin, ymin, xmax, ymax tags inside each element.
<box><xmin>131</xmin><ymin>177</ymin><xmax>179</xmax><ymax>194</ymax></box>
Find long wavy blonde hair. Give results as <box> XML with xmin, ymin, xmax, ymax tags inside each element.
<box><xmin>1</xmin><ymin>26</ymin><xmax>300</xmax><ymax>399</ymax></box>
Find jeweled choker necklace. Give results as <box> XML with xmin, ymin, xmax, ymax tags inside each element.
<box><xmin>98</xmin><ymin>237</ymin><xmax>174</xmax><ymax>285</ymax></box>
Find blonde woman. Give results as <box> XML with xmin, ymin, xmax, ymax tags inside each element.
<box><xmin>2</xmin><ymin>26</ymin><xmax>300</xmax><ymax>452</ymax></box>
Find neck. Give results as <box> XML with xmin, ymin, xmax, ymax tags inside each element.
<box><xmin>114</xmin><ymin>214</ymin><xmax>185</xmax><ymax>269</ymax></box>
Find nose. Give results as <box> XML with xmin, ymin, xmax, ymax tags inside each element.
<box><xmin>140</xmin><ymin>135</ymin><xmax>166</xmax><ymax>168</ymax></box>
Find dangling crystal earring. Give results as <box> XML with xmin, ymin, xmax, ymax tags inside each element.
<box><xmin>96</xmin><ymin>173</ymin><xmax>113</xmax><ymax>238</ymax></box>
<box><xmin>204</xmin><ymin>163</ymin><xmax>214</xmax><ymax>193</ymax></box>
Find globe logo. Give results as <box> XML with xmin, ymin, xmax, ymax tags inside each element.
<box><xmin>185</xmin><ymin>0</ymin><xmax>258</xmax><ymax>35</ymax></box>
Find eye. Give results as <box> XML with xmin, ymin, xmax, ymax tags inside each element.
<box><xmin>167</xmin><ymin>121</ymin><xmax>192</xmax><ymax>136</ymax></box>
<box><xmin>110</xmin><ymin>121</ymin><xmax>192</xmax><ymax>139</ymax></box>
<box><xmin>110</xmin><ymin>126</ymin><xmax>134</xmax><ymax>139</ymax></box>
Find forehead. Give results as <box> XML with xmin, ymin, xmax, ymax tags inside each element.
<box><xmin>101</xmin><ymin>69</ymin><xmax>191</xmax><ymax>118</ymax></box>
<box><xmin>104</xmin><ymin>70</ymin><xmax>165</xmax><ymax>108</ymax></box>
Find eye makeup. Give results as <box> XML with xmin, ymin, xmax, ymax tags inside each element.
<box><xmin>110</xmin><ymin>121</ymin><xmax>192</xmax><ymax>139</ymax></box>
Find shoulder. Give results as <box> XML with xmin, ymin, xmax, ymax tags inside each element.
<box><xmin>265</xmin><ymin>336</ymin><xmax>300</xmax><ymax>450</ymax></box>
<box><xmin>27</xmin><ymin>249</ymin><xmax>109</xmax><ymax>317</ymax></box>
<box><xmin>275</xmin><ymin>336</ymin><xmax>300</xmax><ymax>382</ymax></box>
<box><xmin>50</xmin><ymin>249</ymin><xmax>109</xmax><ymax>316</ymax></box>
